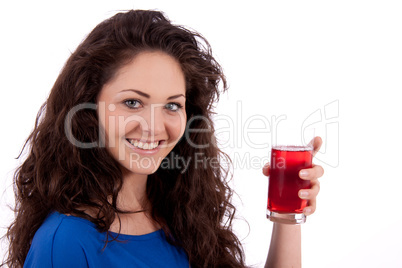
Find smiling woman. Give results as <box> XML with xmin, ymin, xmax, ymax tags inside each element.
<box><xmin>3</xmin><ymin>8</ymin><xmax>324</xmax><ymax>268</ymax></box>
<box><xmin>3</xmin><ymin>9</ymin><xmax>246</xmax><ymax>268</ymax></box>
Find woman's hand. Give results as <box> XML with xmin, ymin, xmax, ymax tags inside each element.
<box><xmin>263</xmin><ymin>136</ymin><xmax>325</xmax><ymax>216</ymax></box>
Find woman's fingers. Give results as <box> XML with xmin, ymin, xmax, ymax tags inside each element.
<box><xmin>303</xmin><ymin>203</ymin><xmax>316</xmax><ymax>216</ymax></box>
<box><xmin>262</xmin><ymin>163</ymin><xmax>270</xmax><ymax>177</ymax></box>
<box><xmin>309</xmin><ymin>136</ymin><xmax>323</xmax><ymax>157</ymax></box>
<box><xmin>299</xmin><ymin>137</ymin><xmax>323</xmax><ymax>216</ymax></box>
<box><xmin>299</xmin><ymin>164</ymin><xmax>324</xmax><ymax>180</ymax></box>
<box><xmin>299</xmin><ymin>179</ymin><xmax>320</xmax><ymax>215</ymax></box>
<box><xmin>298</xmin><ymin>180</ymin><xmax>320</xmax><ymax>199</ymax></box>
<box><xmin>264</xmin><ymin>164</ymin><xmax>324</xmax><ymax>180</ymax></box>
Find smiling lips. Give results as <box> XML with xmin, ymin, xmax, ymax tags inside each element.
<box><xmin>126</xmin><ymin>139</ymin><xmax>160</xmax><ymax>150</ymax></box>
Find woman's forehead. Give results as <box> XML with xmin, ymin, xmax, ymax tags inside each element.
<box><xmin>100</xmin><ymin>51</ymin><xmax>186</xmax><ymax>99</ymax></box>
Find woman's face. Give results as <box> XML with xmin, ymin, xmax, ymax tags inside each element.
<box><xmin>97</xmin><ymin>51</ymin><xmax>187</xmax><ymax>175</ymax></box>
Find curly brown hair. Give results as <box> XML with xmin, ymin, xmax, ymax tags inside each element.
<box><xmin>3</xmin><ymin>9</ymin><xmax>245</xmax><ymax>268</ymax></box>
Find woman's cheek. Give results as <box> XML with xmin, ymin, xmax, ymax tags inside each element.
<box><xmin>169</xmin><ymin>113</ymin><xmax>187</xmax><ymax>142</ymax></box>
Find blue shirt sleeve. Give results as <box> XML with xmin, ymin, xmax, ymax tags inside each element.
<box><xmin>51</xmin><ymin>222</ymin><xmax>89</xmax><ymax>268</ymax></box>
<box><xmin>24</xmin><ymin>215</ymin><xmax>89</xmax><ymax>268</ymax></box>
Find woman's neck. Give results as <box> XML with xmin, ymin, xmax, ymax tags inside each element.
<box><xmin>116</xmin><ymin>171</ymin><xmax>149</xmax><ymax>212</ymax></box>
<box><xmin>108</xmin><ymin>171</ymin><xmax>160</xmax><ymax>236</ymax></box>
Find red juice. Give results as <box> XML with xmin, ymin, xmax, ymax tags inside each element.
<box><xmin>267</xmin><ymin>146</ymin><xmax>312</xmax><ymax>213</ymax></box>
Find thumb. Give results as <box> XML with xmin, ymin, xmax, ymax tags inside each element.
<box><xmin>262</xmin><ymin>163</ymin><xmax>270</xmax><ymax>177</ymax></box>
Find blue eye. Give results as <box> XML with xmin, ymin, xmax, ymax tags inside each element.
<box><xmin>165</xmin><ymin>102</ymin><xmax>183</xmax><ymax>112</ymax></box>
<box><xmin>124</xmin><ymin>99</ymin><xmax>141</xmax><ymax>109</ymax></box>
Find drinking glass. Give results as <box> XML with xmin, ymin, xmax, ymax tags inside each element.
<box><xmin>267</xmin><ymin>131</ymin><xmax>313</xmax><ymax>224</ymax></box>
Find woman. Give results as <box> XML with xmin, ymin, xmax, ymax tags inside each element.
<box><xmin>3</xmin><ymin>10</ymin><xmax>323</xmax><ymax>268</ymax></box>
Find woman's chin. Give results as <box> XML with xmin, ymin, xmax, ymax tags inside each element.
<box><xmin>120</xmin><ymin>162</ymin><xmax>161</xmax><ymax>176</ymax></box>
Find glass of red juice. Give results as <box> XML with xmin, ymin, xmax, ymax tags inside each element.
<box><xmin>267</xmin><ymin>145</ymin><xmax>313</xmax><ymax>224</ymax></box>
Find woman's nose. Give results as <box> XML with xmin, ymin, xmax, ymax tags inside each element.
<box><xmin>141</xmin><ymin>104</ymin><xmax>165</xmax><ymax>136</ymax></box>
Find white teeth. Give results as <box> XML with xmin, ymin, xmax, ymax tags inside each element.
<box><xmin>128</xmin><ymin>139</ymin><xmax>159</xmax><ymax>150</ymax></box>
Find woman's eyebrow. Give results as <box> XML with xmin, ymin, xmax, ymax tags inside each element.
<box><xmin>119</xmin><ymin>89</ymin><xmax>185</xmax><ymax>100</ymax></box>
<box><xmin>119</xmin><ymin>89</ymin><xmax>150</xmax><ymax>98</ymax></box>
<box><xmin>167</xmin><ymin>94</ymin><xmax>186</xmax><ymax>100</ymax></box>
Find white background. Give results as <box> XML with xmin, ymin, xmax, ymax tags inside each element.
<box><xmin>1</xmin><ymin>1</ymin><xmax>401</xmax><ymax>267</ymax></box>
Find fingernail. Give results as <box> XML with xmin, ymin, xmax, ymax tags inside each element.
<box><xmin>300</xmin><ymin>170</ymin><xmax>309</xmax><ymax>177</ymax></box>
<box><xmin>304</xmin><ymin>208</ymin><xmax>311</xmax><ymax>214</ymax></box>
<box><xmin>299</xmin><ymin>191</ymin><xmax>309</xmax><ymax>198</ymax></box>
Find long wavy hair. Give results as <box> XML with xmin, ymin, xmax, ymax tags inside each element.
<box><xmin>3</xmin><ymin>10</ymin><xmax>245</xmax><ymax>268</ymax></box>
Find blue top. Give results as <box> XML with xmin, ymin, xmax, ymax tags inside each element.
<box><xmin>24</xmin><ymin>212</ymin><xmax>189</xmax><ymax>268</ymax></box>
